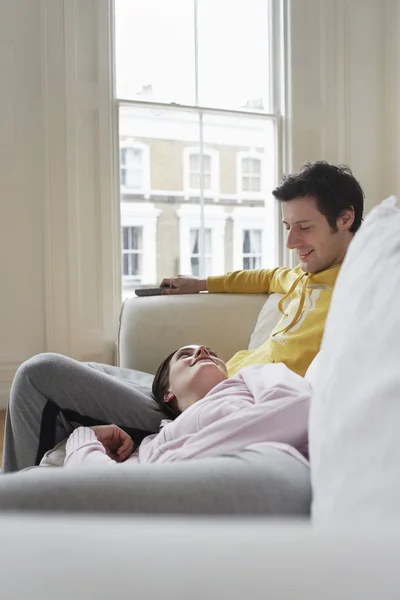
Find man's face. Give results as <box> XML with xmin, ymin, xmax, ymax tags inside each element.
<box><xmin>281</xmin><ymin>196</ymin><xmax>354</xmax><ymax>274</ymax></box>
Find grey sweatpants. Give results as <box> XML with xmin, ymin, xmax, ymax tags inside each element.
<box><xmin>2</xmin><ymin>353</ymin><xmax>165</xmax><ymax>473</ymax></box>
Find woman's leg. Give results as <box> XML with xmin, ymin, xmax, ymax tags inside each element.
<box><xmin>2</xmin><ymin>353</ymin><xmax>165</xmax><ymax>473</ymax></box>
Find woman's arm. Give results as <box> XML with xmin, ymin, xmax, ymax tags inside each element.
<box><xmin>64</xmin><ymin>426</ymin><xmax>133</xmax><ymax>467</ymax></box>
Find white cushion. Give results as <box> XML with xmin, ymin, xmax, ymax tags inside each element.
<box><xmin>310</xmin><ymin>195</ymin><xmax>400</xmax><ymax>524</ymax></box>
<box><xmin>304</xmin><ymin>353</ymin><xmax>321</xmax><ymax>389</ymax></box>
<box><xmin>247</xmin><ymin>293</ymin><xmax>284</xmax><ymax>350</ymax></box>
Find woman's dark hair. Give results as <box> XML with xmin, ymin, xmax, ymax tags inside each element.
<box><xmin>152</xmin><ymin>350</ymin><xmax>181</xmax><ymax>419</ymax></box>
<box><xmin>272</xmin><ymin>161</ymin><xmax>364</xmax><ymax>233</ymax></box>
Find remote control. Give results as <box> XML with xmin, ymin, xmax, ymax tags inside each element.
<box><xmin>135</xmin><ymin>287</ymin><xmax>169</xmax><ymax>297</ymax></box>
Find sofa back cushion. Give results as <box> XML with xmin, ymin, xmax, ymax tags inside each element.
<box><xmin>247</xmin><ymin>294</ymin><xmax>284</xmax><ymax>350</ymax></box>
<box><xmin>310</xmin><ymin>196</ymin><xmax>400</xmax><ymax>523</ymax></box>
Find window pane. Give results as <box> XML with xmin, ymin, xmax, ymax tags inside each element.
<box><xmin>190</xmin><ymin>174</ymin><xmax>201</xmax><ymax>189</ymax></box>
<box><xmin>197</xmin><ymin>0</ymin><xmax>271</xmax><ymax>111</ymax></box>
<box><xmin>120</xmin><ymin>148</ymin><xmax>127</xmax><ymax>166</ymax></box>
<box><xmin>191</xmin><ymin>257</ymin><xmax>200</xmax><ymax>276</ymax></box>
<box><xmin>115</xmin><ymin>0</ymin><xmax>195</xmax><ymax>104</ymax></box>
<box><xmin>131</xmin><ymin>227</ymin><xmax>142</xmax><ymax>250</ymax></box>
<box><xmin>243</xmin><ymin>158</ymin><xmax>261</xmax><ymax>175</ymax></box>
<box><xmin>243</xmin><ymin>230</ymin><xmax>250</xmax><ymax>254</ymax></box>
<box><xmin>131</xmin><ymin>253</ymin><xmax>141</xmax><ymax>276</ymax></box>
<box><xmin>203</xmin><ymin>174</ymin><xmax>211</xmax><ymax>190</ymax></box>
<box><xmin>243</xmin><ymin>175</ymin><xmax>261</xmax><ymax>192</ymax></box>
<box><xmin>190</xmin><ymin>229</ymin><xmax>199</xmax><ymax>254</ymax></box>
<box><xmin>119</xmin><ymin>106</ymin><xmax>278</xmax><ymax>299</ymax></box>
<box><xmin>121</xmin><ymin>147</ymin><xmax>144</xmax><ymax>190</ymax></box>
<box><xmin>250</xmin><ymin>177</ymin><xmax>261</xmax><ymax>192</ymax></box>
<box><xmin>243</xmin><ymin>257</ymin><xmax>251</xmax><ymax>270</ymax></box>
<box><xmin>205</xmin><ymin>229</ymin><xmax>212</xmax><ymax>254</ymax></box>
<box><xmin>252</xmin><ymin>230</ymin><xmax>262</xmax><ymax>253</ymax></box>
<box><xmin>203</xmin><ymin>156</ymin><xmax>212</xmax><ymax>171</ymax></box>
<box><xmin>123</xmin><ymin>253</ymin><xmax>129</xmax><ymax>275</ymax></box>
<box><xmin>189</xmin><ymin>154</ymin><xmax>200</xmax><ymax>170</ymax></box>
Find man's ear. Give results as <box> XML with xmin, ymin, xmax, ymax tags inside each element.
<box><xmin>339</xmin><ymin>207</ymin><xmax>355</xmax><ymax>231</ymax></box>
<box><xmin>163</xmin><ymin>391</ymin><xmax>175</xmax><ymax>404</ymax></box>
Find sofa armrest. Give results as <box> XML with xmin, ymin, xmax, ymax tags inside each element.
<box><xmin>118</xmin><ymin>293</ymin><xmax>267</xmax><ymax>373</ymax></box>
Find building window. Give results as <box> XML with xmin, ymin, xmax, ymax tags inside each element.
<box><xmin>120</xmin><ymin>141</ymin><xmax>150</xmax><ymax>196</ymax></box>
<box><xmin>116</xmin><ymin>0</ymin><xmax>281</xmax><ymax>282</ymax></box>
<box><xmin>242</xmin><ymin>229</ymin><xmax>262</xmax><ymax>270</ymax></box>
<box><xmin>232</xmin><ymin>207</ymin><xmax>272</xmax><ymax>271</ymax></box>
<box><xmin>120</xmin><ymin>202</ymin><xmax>161</xmax><ymax>298</ymax></box>
<box><xmin>190</xmin><ymin>228</ymin><xmax>212</xmax><ymax>276</ymax></box>
<box><xmin>177</xmin><ymin>206</ymin><xmax>227</xmax><ymax>276</ymax></box>
<box><xmin>183</xmin><ymin>147</ymin><xmax>219</xmax><ymax>200</ymax></box>
<box><xmin>122</xmin><ymin>226</ymin><xmax>143</xmax><ymax>278</ymax></box>
<box><xmin>236</xmin><ymin>152</ymin><xmax>264</xmax><ymax>200</ymax></box>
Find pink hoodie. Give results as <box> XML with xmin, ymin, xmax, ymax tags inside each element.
<box><xmin>64</xmin><ymin>363</ymin><xmax>311</xmax><ymax>468</ymax></box>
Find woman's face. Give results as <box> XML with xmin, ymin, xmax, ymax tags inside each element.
<box><xmin>167</xmin><ymin>345</ymin><xmax>228</xmax><ymax>412</ymax></box>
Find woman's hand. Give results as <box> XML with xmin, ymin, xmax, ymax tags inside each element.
<box><xmin>91</xmin><ymin>425</ymin><xmax>134</xmax><ymax>462</ymax></box>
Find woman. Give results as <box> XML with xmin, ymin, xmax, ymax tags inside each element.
<box><xmin>62</xmin><ymin>345</ymin><xmax>312</xmax><ymax>468</ymax></box>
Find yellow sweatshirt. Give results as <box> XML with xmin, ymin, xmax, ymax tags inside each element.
<box><xmin>207</xmin><ymin>265</ymin><xmax>340</xmax><ymax>377</ymax></box>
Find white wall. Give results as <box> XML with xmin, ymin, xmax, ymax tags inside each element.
<box><xmin>0</xmin><ymin>0</ymin><xmax>119</xmax><ymax>408</ymax></box>
<box><xmin>0</xmin><ymin>0</ymin><xmax>399</xmax><ymax>408</ymax></box>
<box><xmin>0</xmin><ymin>1</ymin><xmax>46</xmax><ymax>406</ymax></box>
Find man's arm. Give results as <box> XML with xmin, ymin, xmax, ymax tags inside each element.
<box><xmin>161</xmin><ymin>268</ymin><xmax>290</xmax><ymax>295</ymax></box>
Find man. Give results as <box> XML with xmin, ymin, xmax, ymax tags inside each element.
<box><xmin>2</xmin><ymin>162</ymin><xmax>364</xmax><ymax>473</ymax></box>
<box><xmin>161</xmin><ymin>161</ymin><xmax>364</xmax><ymax>378</ymax></box>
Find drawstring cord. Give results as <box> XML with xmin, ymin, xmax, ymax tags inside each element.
<box><xmin>273</xmin><ymin>273</ymin><xmax>310</xmax><ymax>336</ymax></box>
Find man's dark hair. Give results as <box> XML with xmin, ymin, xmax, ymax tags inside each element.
<box><xmin>272</xmin><ymin>161</ymin><xmax>364</xmax><ymax>233</ymax></box>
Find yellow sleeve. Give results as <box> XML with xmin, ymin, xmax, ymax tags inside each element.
<box><xmin>207</xmin><ymin>268</ymin><xmax>293</xmax><ymax>294</ymax></box>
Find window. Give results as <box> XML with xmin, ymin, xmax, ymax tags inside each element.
<box><xmin>120</xmin><ymin>202</ymin><xmax>161</xmax><ymax>298</ymax></box>
<box><xmin>120</xmin><ymin>141</ymin><xmax>150</xmax><ymax>196</ymax></box>
<box><xmin>190</xmin><ymin>154</ymin><xmax>211</xmax><ymax>189</ymax></box>
<box><xmin>190</xmin><ymin>228</ymin><xmax>212</xmax><ymax>276</ymax></box>
<box><xmin>116</xmin><ymin>0</ymin><xmax>281</xmax><ymax>289</ymax></box>
<box><xmin>242</xmin><ymin>229</ymin><xmax>262</xmax><ymax>270</ymax></box>
<box><xmin>183</xmin><ymin>147</ymin><xmax>219</xmax><ymax>200</ymax></box>
<box><xmin>232</xmin><ymin>207</ymin><xmax>274</xmax><ymax>271</ymax></box>
<box><xmin>122</xmin><ymin>226</ymin><xmax>143</xmax><ymax>278</ymax></box>
<box><xmin>177</xmin><ymin>205</ymin><xmax>226</xmax><ymax>276</ymax></box>
<box><xmin>237</xmin><ymin>151</ymin><xmax>264</xmax><ymax>199</ymax></box>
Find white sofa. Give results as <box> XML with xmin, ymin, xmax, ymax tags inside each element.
<box><xmin>118</xmin><ymin>292</ymin><xmax>270</xmax><ymax>374</ymax></box>
<box><xmin>0</xmin><ymin>291</ymin><xmax>311</xmax><ymax>516</ymax></box>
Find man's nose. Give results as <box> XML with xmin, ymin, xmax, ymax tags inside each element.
<box><xmin>286</xmin><ymin>229</ymin><xmax>302</xmax><ymax>250</ymax></box>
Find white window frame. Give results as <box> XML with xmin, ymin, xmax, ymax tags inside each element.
<box><xmin>236</xmin><ymin>151</ymin><xmax>265</xmax><ymax>201</ymax></box>
<box><xmin>231</xmin><ymin>207</ymin><xmax>271</xmax><ymax>271</ymax></box>
<box><xmin>183</xmin><ymin>147</ymin><xmax>220</xmax><ymax>201</ymax></box>
<box><xmin>177</xmin><ymin>205</ymin><xmax>227</xmax><ymax>276</ymax></box>
<box><xmin>120</xmin><ymin>202</ymin><xmax>161</xmax><ymax>285</ymax></box>
<box><xmin>120</xmin><ymin>140</ymin><xmax>151</xmax><ymax>198</ymax></box>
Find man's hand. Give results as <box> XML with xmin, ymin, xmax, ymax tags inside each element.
<box><xmin>91</xmin><ymin>425</ymin><xmax>134</xmax><ymax>462</ymax></box>
<box><xmin>160</xmin><ymin>275</ymin><xmax>207</xmax><ymax>295</ymax></box>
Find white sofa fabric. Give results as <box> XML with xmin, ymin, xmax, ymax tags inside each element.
<box><xmin>1</xmin><ymin>515</ymin><xmax>399</xmax><ymax>600</ymax></box>
<box><xmin>118</xmin><ymin>292</ymin><xmax>282</xmax><ymax>373</ymax></box>
<box><xmin>310</xmin><ymin>196</ymin><xmax>400</xmax><ymax>524</ymax></box>
<box><xmin>0</xmin><ymin>291</ymin><xmax>312</xmax><ymax>517</ymax></box>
